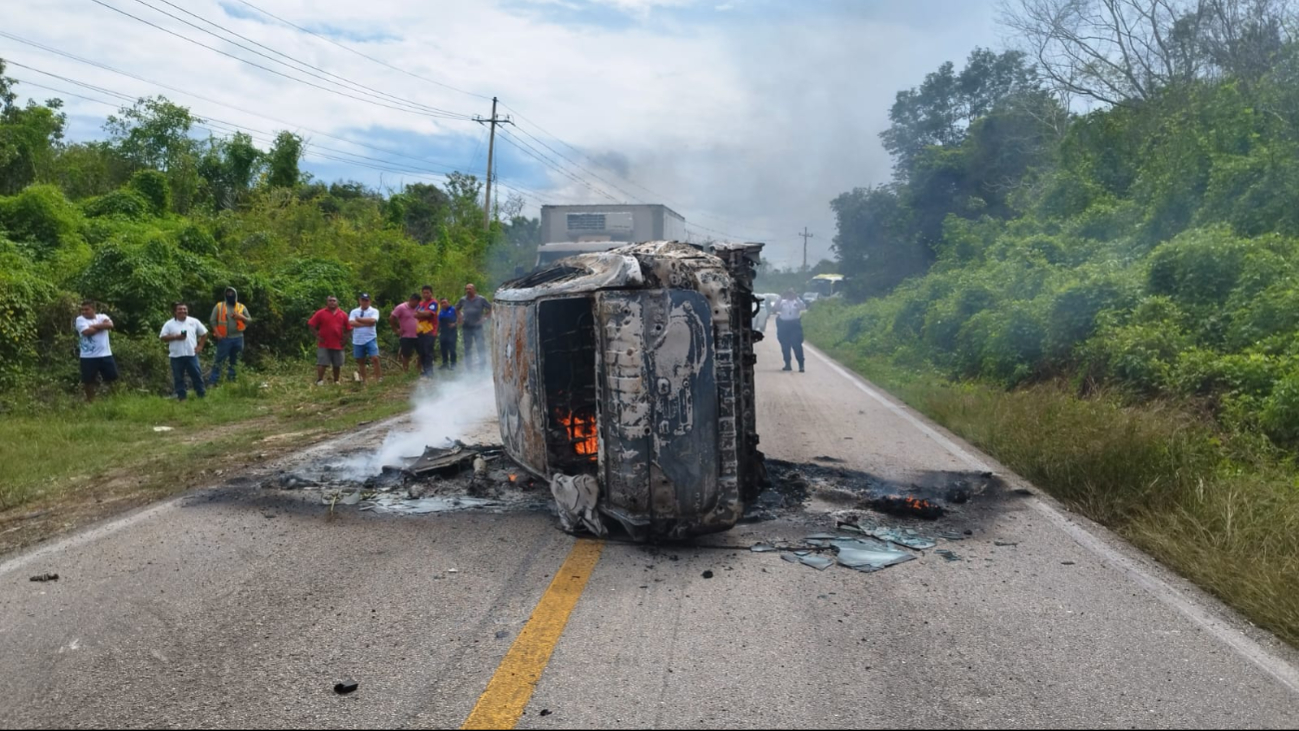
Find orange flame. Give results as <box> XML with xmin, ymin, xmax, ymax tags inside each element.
<box><xmin>556</xmin><ymin>410</ymin><xmax>599</xmax><ymax>460</ymax></box>
<box><xmin>508</xmin><ymin>474</ymin><xmax>517</xmax><ymax>483</ymax></box>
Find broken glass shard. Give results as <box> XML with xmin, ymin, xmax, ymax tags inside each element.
<box><xmin>868</xmin><ymin>527</ymin><xmax>937</xmax><ymax>550</ymax></box>
<box><xmin>831</xmin><ymin>538</ymin><xmax>916</xmax><ymax>573</ymax></box>
<box><xmin>798</xmin><ymin>554</ymin><xmax>835</xmax><ymax>571</ymax></box>
<box><xmin>935</xmin><ymin>549</ymin><xmax>961</xmax><ymax>562</ymax></box>
<box><xmin>750</xmin><ymin>544</ymin><xmax>777</xmax><ymax>553</ymax></box>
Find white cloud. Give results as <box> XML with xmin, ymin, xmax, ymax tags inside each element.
<box><xmin>2</xmin><ymin>0</ymin><xmax>1000</xmax><ymax>267</ymax></box>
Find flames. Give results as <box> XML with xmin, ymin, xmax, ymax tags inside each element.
<box><xmin>508</xmin><ymin>474</ymin><xmax>517</xmax><ymax>483</ymax></box>
<box><xmin>869</xmin><ymin>495</ymin><xmax>945</xmax><ymax>520</ymax></box>
<box><xmin>556</xmin><ymin>410</ymin><xmax>599</xmax><ymax>460</ymax></box>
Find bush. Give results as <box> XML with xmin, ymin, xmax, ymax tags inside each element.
<box><xmin>128</xmin><ymin>170</ymin><xmax>171</xmax><ymax>216</ymax></box>
<box><xmin>1081</xmin><ymin>320</ymin><xmax>1192</xmax><ymax>395</ymax></box>
<box><xmin>0</xmin><ymin>185</ymin><xmax>83</xmax><ymax>259</ymax></box>
<box><xmin>1260</xmin><ymin>370</ymin><xmax>1299</xmax><ymax>447</ymax></box>
<box><xmin>83</xmin><ymin>189</ymin><xmax>151</xmax><ymax>221</ymax></box>
<box><xmin>1147</xmin><ymin>226</ymin><xmax>1250</xmax><ymax>308</ymax></box>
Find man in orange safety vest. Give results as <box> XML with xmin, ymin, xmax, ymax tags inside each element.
<box><xmin>208</xmin><ymin>286</ymin><xmax>252</xmax><ymax>386</ymax></box>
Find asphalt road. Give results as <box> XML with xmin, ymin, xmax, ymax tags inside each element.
<box><xmin>3</xmin><ymin>334</ymin><xmax>1298</xmax><ymax>729</ymax></box>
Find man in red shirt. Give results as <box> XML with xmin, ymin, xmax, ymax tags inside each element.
<box><xmin>308</xmin><ymin>295</ymin><xmax>350</xmax><ymax>385</ymax></box>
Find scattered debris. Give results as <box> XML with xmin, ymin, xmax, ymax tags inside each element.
<box><xmin>540</xmin><ymin>709</ymin><xmax>552</xmax><ymax>717</ymax></box>
<box><xmin>1061</xmin><ymin>561</ymin><xmax>1076</xmax><ymax>566</ymax></box>
<box><xmin>993</xmin><ymin>541</ymin><xmax>1019</xmax><ymax>547</ymax></box>
<box><xmin>795</xmin><ymin>554</ymin><xmax>835</xmax><ymax>571</ymax></box>
<box><xmin>495</xmin><ymin>630</ymin><xmax>509</xmax><ymax>640</ymax></box>
<box><xmin>29</xmin><ymin>573</ymin><xmax>59</xmax><ymax>582</ymax></box>
<box><xmin>750</xmin><ymin>544</ymin><xmax>777</xmax><ymax>553</ymax></box>
<box><xmin>812</xmin><ymin>455</ymin><xmax>846</xmax><ymax>463</ymax></box>
<box><xmin>152</xmin><ymin>426</ymin><xmax>174</xmax><ymax>433</ymax></box>
<box><xmin>359</xmin><ymin>495</ymin><xmax>501</xmax><ymax>515</ymax></box>
<box><xmin>938</xmin><ymin>531</ymin><xmax>966</xmax><ymax>541</ymax></box>
<box><xmin>333</xmin><ymin>680</ymin><xmax>358</xmax><ymax>695</ymax></box>
<box><xmin>935</xmin><ymin>549</ymin><xmax>961</xmax><ymax>562</ymax></box>
<box><xmin>407</xmin><ymin>444</ymin><xmax>479</xmax><ymax>477</ymax></box>
<box><xmin>701</xmin><ymin>570</ymin><xmax>714</xmax><ymax>579</ymax></box>
<box><xmin>448</xmin><ymin>568</ymin><xmax>459</xmax><ymax>574</ymax></box>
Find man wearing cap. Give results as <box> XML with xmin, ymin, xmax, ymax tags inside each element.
<box><xmin>208</xmin><ymin>286</ymin><xmax>252</xmax><ymax>387</ymax></box>
<box><xmin>350</xmin><ymin>293</ymin><xmax>382</xmax><ymax>384</ymax></box>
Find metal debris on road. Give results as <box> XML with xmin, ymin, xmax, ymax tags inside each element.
<box><xmin>333</xmin><ymin>680</ymin><xmax>359</xmax><ymax>695</ymax></box>
<box><xmin>994</xmin><ymin>541</ymin><xmax>1019</xmax><ymax>547</ymax></box>
<box><xmin>750</xmin><ymin>544</ymin><xmax>777</xmax><ymax>553</ymax></box>
<box><xmin>935</xmin><ymin>549</ymin><xmax>962</xmax><ymax>562</ymax></box>
<box><xmin>29</xmin><ymin>573</ymin><xmax>59</xmax><ymax>582</ymax></box>
<box><xmin>939</xmin><ymin>531</ymin><xmax>966</xmax><ymax>541</ymax></box>
<box><xmin>702</xmin><ymin>570</ymin><xmax>714</xmax><ymax>579</ymax></box>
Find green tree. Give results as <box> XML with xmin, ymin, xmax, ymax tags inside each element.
<box><xmin>0</xmin><ymin>63</ymin><xmax>67</xmax><ymax>195</ymax></box>
<box><xmin>265</xmin><ymin>131</ymin><xmax>303</xmax><ymax>188</ymax></box>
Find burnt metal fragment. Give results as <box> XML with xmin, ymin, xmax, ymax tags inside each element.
<box><xmin>333</xmin><ymin>680</ymin><xmax>358</xmax><ymax>695</ymax></box>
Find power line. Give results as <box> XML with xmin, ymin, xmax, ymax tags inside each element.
<box><xmin>125</xmin><ymin>0</ymin><xmax>471</xmax><ymax>120</ymax></box>
<box><xmin>232</xmin><ymin>0</ymin><xmax>492</xmax><ymax>102</ymax></box>
<box><xmin>86</xmin><ymin>0</ymin><xmax>472</xmax><ymax>122</ymax></box>
<box><xmin>495</xmin><ymin>128</ymin><xmax>620</xmax><ymax>203</ymax></box>
<box><xmin>0</xmin><ymin>45</ymin><xmax>472</xmax><ymax>176</ymax></box>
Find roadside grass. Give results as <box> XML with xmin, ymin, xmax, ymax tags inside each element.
<box><xmin>817</xmin><ymin>344</ymin><xmax>1299</xmax><ymax>648</ymax></box>
<box><xmin>0</xmin><ymin>361</ymin><xmax>417</xmax><ymax>525</ymax></box>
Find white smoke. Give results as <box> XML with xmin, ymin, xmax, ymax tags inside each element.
<box><xmin>338</xmin><ymin>369</ymin><xmax>499</xmax><ymax>479</ymax></box>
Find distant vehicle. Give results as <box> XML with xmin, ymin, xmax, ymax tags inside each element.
<box><xmin>753</xmin><ymin>293</ymin><xmax>778</xmax><ymax>332</ymax></box>
<box><xmin>802</xmin><ymin>292</ymin><xmax>820</xmax><ymax>305</ymax></box>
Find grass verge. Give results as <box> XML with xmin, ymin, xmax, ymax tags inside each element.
<box><xmin>0</xmin><ymin>363</ymin><xmax>419</xmax><ymax>554</ymax></box>
<box><xmin>814</xmin><ymin>341</ymin><xmax>1299</xmax><ymax>648</ymax></box>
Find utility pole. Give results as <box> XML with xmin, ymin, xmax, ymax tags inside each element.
<box><xmin>474</xmin><ymin>97</ymin><xmax>513</xmax><ymax>230</ymax></box>
<box><xmin>798</xmin><ymin>227</ymin><xmax>814</xmax><ymax>272</ymax></box>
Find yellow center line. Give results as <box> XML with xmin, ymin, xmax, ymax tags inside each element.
<box><xmin>462</xmin><ymin>538</ymin><xmax>605</xmax><ymax>730</ymax></box>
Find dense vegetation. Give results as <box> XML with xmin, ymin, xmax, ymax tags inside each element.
<box><xmin>0</xmin><ymin>61</ymin><xmax>539</xmax><ymax>406</ymax></box>
<box><xmin>818</xmin><ymin>0</ymin><xmax>1299</xmax><ymax>451</ymax></box>
<box><xmin>812</xmin><ymin>0</ymin><xmax>1299</xmax><ymax>643</ymax></box>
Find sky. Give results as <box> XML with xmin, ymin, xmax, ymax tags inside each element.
<box><xmin>2</xmin><ymin>0</ymin><xmax>1003</xmax><ymax>268</ymax></box>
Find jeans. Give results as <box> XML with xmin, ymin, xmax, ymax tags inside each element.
<box><xmin>462</xmin><ymin>325</ymin><xmax>486</xmax><ymax>370</ymax></box>
<box><xmin>417</xmin><ymin>333</ymin><xmax>436</xmax><ymax>376</ymax></box>
<box><xmin>208</xmin><ymin>336</ymin><xmax>243</xmax><ymax>385</ymax></box>
<box><xmin>171</xmin><ymin>355</ymin><xmax>206</xmax><ymax>400</ymax></box>
<box><xmin>439</xmin><ymin>330</ymin><xmax>458</xmax><ymax>367</ymax></box>
<box><xmin>776</xmin><ymin>318</ymin><xmax>805</xmax><ymax>369</ymax></box>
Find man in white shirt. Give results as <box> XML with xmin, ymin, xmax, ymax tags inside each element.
<box><xmin>775</xmin><ymin>289</ymin><xmax>807</xmax><ymax>373</ymax></box>
<box><xmin>74</xmin><ymin>300</ymin><xmax>118</xmax><ymax>403</ymax></box>
<box><xmin>349</xmin><ymin>293</ymin><xmax>382</xmax><ymax>384</ymax></box>
<box><xmin>159</xmin><ymin>302</ymin><xmax>209</xmax><ymax>401</ymax></box>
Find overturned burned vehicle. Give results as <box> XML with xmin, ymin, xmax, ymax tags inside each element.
<box><xmin>492</xmin><ymin>241</ymin><xmax>766</xmax><ymax>541</ymax></box>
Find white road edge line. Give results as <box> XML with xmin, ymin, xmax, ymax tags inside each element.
<box><xmin>0</xmin><ymin>412</ymin><xmax>416</xmax><ymax>579</ymax></box>
<box><xmin>805</xmin><ymin>344</ymin><xmax>1299</xmax><ymax>696</ymax></box>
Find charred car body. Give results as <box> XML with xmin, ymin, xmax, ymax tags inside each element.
<box><xmin>492</xmin><ymin>241</ymin><xmax>765</xmax><ymax>540</ymax></box>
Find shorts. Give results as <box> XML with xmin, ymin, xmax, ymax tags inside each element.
<box><xmin>353</xmin><ymin>340</ymin><xmax>379</xmax><ymax>359</ymax></box>
<box><xmin>399</xmin><ymin>337</ymin><xmax>419</xmax><ymax>357</ymax></box>
<box><xmin>316</xmin><ymin>348</ymin><xmax>344</xmax><ymax>368</ymax></box>
<box><xmin>80</xmin><ymin>356</ymin><xmax>119</xmax><ymax>384</ymax></box>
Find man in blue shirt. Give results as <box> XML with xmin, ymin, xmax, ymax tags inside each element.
<box><xmin>438</xmin><ymin>297</ymin><xmax>458</xmax><ymax>370</ymax></box>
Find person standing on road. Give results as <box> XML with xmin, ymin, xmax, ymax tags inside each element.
<box><xmin>349</xmin><ymin>293</ymin><xmax>382</xmax><ymax>384</ymax></box>
<box><xmin>75</xmin><ymin>300</ymin><xmax>118</xmax><ymax>403</ymax></box>
<box><xmin>308</xmin><ymin>295</ymin><xmax>349</xmax><ymax>385</ymax></box>
<box><xmin>389</xmin><ymin>292</ymin><xmax>421</xmax><ymax>373</ymax></box>
<box><xmin>208</xmin><ymin>286</ymin><xmax>251</xmax><ymax>387</ymax></box>
<box><xmin>438</xmin><ymin>297</ymin><xmax>457</xmax><ymax>370</ymax></box>
<box><xmin>456</xmin><ymin>283</ymin><xmax>492</xmax><ymax>372</ymax></box>
<box><xmin>414</xmin><ymin>285</ymin><xmax>439</xmax><ymax>378</ymax></box>
<box><xmin>159</xmin><ymin>302</ymin><xmax>209</xmax><ymax>401</ymax></box>
<box><xmin>775</xmin><ymin>289</ymin><xmax>807</xmax><ymax>373</ymax></box>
